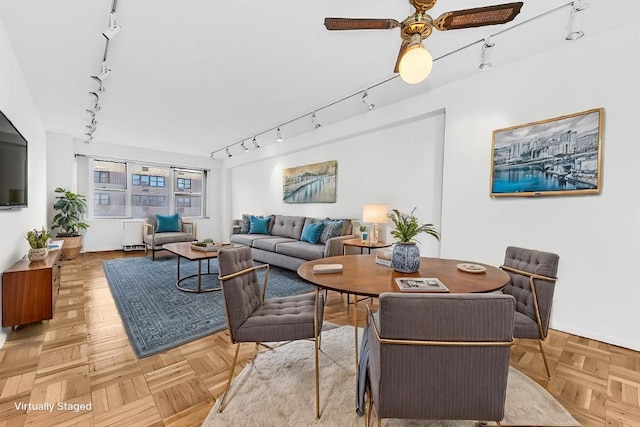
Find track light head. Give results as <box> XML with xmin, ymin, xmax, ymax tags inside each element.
<box><xmin>89</xmin><ymin>91</ymin><xmax>100</xmax><ymax>101</ymax></box>
<box><xmin>85</xmin><ymin>109</ymin><xmax>96</xmax><ymax>118</ymax></box>
<box><xmin>479</xmin><ymin>38</ymin><xmax>495</xmax><ymax>71</ymax></box>
<box><xmin>84</xmin><ymin>136</ymin><xmax>93</xmax><ymax>144</ymax></box>
<box><xmin>252</xmin><ymin>137</ymin><xmax>260</xmax><ymax>148</ymax></box>
<box><xmin>91</xmin><ymin>62</ymin><xmax>111</xmax><ymax>84</ymax></box>
<box><xmin>85</xmin><ymin>124</ymin><xmax>96</xmax><ymax>132</ymax></box>
<box><xmin>362</xmin><ymin>91</ymin><xmax>375</xmax><ymax>111</ymax></box>
<box><xmin>102</xmin><ymin>12</ymin><xmax>122</xmax><ymax>40</ymax></box>
<box><xmin>226</xmin><ymin>148</ymin><xmax>232</xmax><ymax>158</ymax></box>
<box><xmin>276</xmin><ymin>128</ymin><xmax>283</xmax><ymax>142</ymax></box>
<box><xmin>312</xmin><ymin>113</ymin><xmax>321</xmax><ymax>129</ymax></box>
<box><xmin>566</xmin><ymin>1</ymin><xmax>588</xmax><ymax>40</ymax></box>
<box><xmin>240</xmin><ymin>141</ymin><xmax>249</xmax><ymax>152</ymax></box>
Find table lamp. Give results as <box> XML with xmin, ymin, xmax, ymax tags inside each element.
<box><xmin>362</xmin><ymin>204</ymin><xmax>388</xmax><ymax>244</ymax></box>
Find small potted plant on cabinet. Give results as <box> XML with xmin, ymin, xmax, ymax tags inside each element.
<box><xmin>25</xmin><ymin>227</ymin><xmax>52</xmax><ymax>262</ymax></box>
<box><xmin>51</xmin><ymin>187</ymin><xmax>89</xmax><ymax>260</ymax></box>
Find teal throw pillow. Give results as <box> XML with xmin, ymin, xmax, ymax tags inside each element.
<box><xmin>300</xmin><ymin>222</ymin><xmax>325</xmax><ymax>244</ymax></box>
<box><xmin>249</xmin><ymin>215</ymin><xmax>271</xmax><ymax>235</ymax></box>
<box><xmin>156</xmin><ymin>213</ymin><xmax>180</xmax><ymax>233</ymax></box>
<box><xmin>319</xmin><ymin>219</ymin><xmax>344</xmax><ymax>244</ymax></box>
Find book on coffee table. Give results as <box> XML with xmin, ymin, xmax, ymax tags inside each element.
<box><xmin>312</xmin><ymin>264</ymin><xmax>343</xmax><ymax>274</ymax></box>
<box><xmin>394</xmin><ymin>278</ymin><xmax>449</xmax><ymax>292</ymax></box>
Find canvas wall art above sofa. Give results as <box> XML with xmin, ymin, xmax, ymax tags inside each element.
<box><xmin>229</xmin><ymin>214</ymin><xmax>355</xmax><ymax>271</ymax></box>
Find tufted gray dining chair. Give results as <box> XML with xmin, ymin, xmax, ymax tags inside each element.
<box><xmin>215</xmin><ymin>245</ymin><xmax>324</xmax><ymax>419</ymax></box>
<box><xmin>363</xmin><ymin>293</ymin><xmax>515</xmax><ymax>427</ymax></box>
<box><xmin>500</xmin><ymin>246</ymin><xmax>560</xmax><ymax>378</ymax></box>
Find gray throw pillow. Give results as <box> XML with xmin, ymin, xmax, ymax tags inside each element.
<box><xmin>240</xmin><ymin>214</ymin><xmax>251</xmax><ymax>234</ymax></box>
<box><xmin>319</xmin><ymin>219</ymin><xmax>344</xmax><ymax>244</ymax></box>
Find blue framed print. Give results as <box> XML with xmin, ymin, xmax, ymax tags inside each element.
<box><xmin>490</xmin><ymin>108</ymin><xmax>604</xmax><ymax>197</ymax></box>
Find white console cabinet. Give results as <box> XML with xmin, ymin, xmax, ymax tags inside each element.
<box><xmin>122</xmin><ymin>220</ymin><xmax>145</xmax><ymax>251</ymax></box>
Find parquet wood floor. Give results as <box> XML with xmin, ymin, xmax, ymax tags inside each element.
<box><xmin>0</xmin><ymin>251</ymin><xmax>638</xmax><ymax>426</ymax></box>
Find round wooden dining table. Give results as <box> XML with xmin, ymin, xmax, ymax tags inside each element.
<box><xmin>297</xmin><ymin>254</ymin><xmax>510</xmax><ymax>297</ymax></box>
<box><xmin>297</xmin><ymin>254</ymin><xmax>511</xmax><ymax>373</ymax></box>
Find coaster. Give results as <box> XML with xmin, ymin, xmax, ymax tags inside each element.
<box><xmin>456</xmin><ymin>263</ymin><xmax>487</xmax><ymax>273</ymax></box>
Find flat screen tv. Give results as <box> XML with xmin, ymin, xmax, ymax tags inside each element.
<box><xmin>0</xmin><ymin>110</ymin><xmax>28</xmax><ymax>209</ymax></box>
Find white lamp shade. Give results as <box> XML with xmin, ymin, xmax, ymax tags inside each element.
<box><xmin>362</xmin><ymin>204</ymin><xmax>388</xmax><ymax>224</ymax></box>
<box><xmin>398</xmin><ymin>44</ymin><xmax>433</xmax><ymax>85</ymax></box>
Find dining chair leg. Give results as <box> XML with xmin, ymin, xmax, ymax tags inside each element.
<box><xmin>314</xmin><ymin>333</ymin><xmax>320</xmax><ymax>420</ymax></box>
<box><xmin>538</xmin><ymin>339</ymin><xmax>551</xmax><ymax>379</ymax></box>
<box><xmin>365</xmin><ymin>386</ymin><xmax>373</xmax><ymax>427</ymax></box>
<box><xmin>217</xmin><ymin>343</ymin><xmax>241</xmax><ymax>413</ymax></box>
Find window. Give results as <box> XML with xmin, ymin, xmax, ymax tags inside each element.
<box><xmin>176</xmin><ymin>196</ymin><xmax>191</xmax><ymax>207</ymax></box>
<box><xmin>150</xmin><ymin>176</ymin><xmax>165</xmax><ymax>187</ymax></box>
<box><xmin>92</xmin><ymin>160</ymin><xmax>127</xmax><ymax>217</ymax></box>
<box><xmin>95</xmin><ymin>171</ymin><xmax>110</xmax><ymax>184</ymax></box>
<box><xmin>174</xmin><ymin>169</ymin><xmax>203</xmax><ymax>217</ymax></box>
<box><xmin>177</xmin><ymin>178</ymin><xmax>191</xmax><ymax>190</ymax></box>
<box><xmin>91</xmin><ymin>160</ymin><xmax>207</xmax><ymax>219</ymax></box>
<box><xmin>130</xmin><ymin>165</ymin><xmax>170</xmax><ymax>218</ymax></box>
<box><xmin>94</xmin><ymin>193</ymin><xmax>110</xmax><ymax>205</ymax></box>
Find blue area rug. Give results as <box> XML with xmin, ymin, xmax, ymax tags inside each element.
<box><xmin>102</xmin><ymin>255</ymin><xmax>315</xmax><ymax>358</ymax></box>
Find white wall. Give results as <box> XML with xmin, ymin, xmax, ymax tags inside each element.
<box><xmin>228</xmin><ymin>111</ymin><xmax>445</xmax><ymax>257</ymax></box>
<box><xmin>0</xmin><ymin>16</ymin><xmax>47</xmax><ymax>346</ymax></box>
<box><xmin>225</xmin><ymin>22</ymin><xmax>640</xmax><ymax>351</ymax></box>
<box><xmin>46</xmin><ymin>135</ymin><xmax>224</xmax><ymax>251</ymax></box>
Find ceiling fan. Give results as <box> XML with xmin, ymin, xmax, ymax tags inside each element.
<box><xmin>324</xmin><ymin>0</ymin><xmax>524</xmax><ymax>84</ymax></box>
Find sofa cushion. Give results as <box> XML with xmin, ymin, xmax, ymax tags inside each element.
<box><xmin>271</xmin><ymin>215</ymin><xmax>306</xmax><ymax>239</ymax></box>
<box><xmin>230</xmin><ymin>234</ymin><xmax>276</xmax><ymax>246</ymax></box>
<box><xmin>319</xmin><ymin>219</ymin><xmax>344</xmax><ymax>244</ymax></box>
<box><xmin>276</xmin><ymin>241</ymin><xmax>326</xmax><ymax>261</ymax></box>
<box><xmin>250</xmin><ymin>215</ymin><xmax>271</xmax><ymax>234</ymax></box>
<box><xmin>252</xmin><ymin>237</ymin><xmax>298</xmax><ymax>252</ymax></box>
<box><xmin>156</xmin><ymin>213</ymin><xmax>180</xmax><ymax>232</ymax></box>
<box><xmin>301</xmin><ymin>222</ymin><xmax>324</xmax><ymax>244</ymax></box>
<box><xmin>144</xmin><ymin>231</ymin><xmax>194</xmax><ymax>246</ymax></box>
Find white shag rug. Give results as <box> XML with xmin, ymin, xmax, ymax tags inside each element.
<box><xmin>202</xmin><ymin>325</ymin><xmax>579</xmax><ymax>427</ymax></box>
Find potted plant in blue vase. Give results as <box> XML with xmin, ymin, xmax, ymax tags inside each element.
<box><xmin>388</xmin><ymin>207</ymin><xmax>440</xmax><ymax>273</ymax></box>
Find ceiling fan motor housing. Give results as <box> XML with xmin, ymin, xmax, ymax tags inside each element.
<box><xmin>401</xmin><ymin>13</ymin><xmax>433</xmax><ymax>42</ymax></box>
<box><xmin>411</xmin><ymin>0</ymin><xmax>438</xmax><ymax>13</ymax></box>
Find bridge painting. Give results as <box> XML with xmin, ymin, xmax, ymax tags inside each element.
<box><xmin>283</xmin><ymin>160</ymin><xmax>337</xmax><ymax>203</ymax></box>
<box><xmin>490</xmin><ymin>108</ymin><xmax>603</xmax><ymax>197</ymax></box>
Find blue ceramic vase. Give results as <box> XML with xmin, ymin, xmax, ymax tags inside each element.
<box><xmin>391</xmin><ymin>242</ymin><xmax>420</xmax><ymax>273</ymax></box>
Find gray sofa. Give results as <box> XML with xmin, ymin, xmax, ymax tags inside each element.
<box><xmin>229</xmin><ymin>214</ymin><xmax>355</xmax><ymax>270</ymax></box>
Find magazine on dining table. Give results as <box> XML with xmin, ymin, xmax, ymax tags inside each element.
<box><xmin>394</xmin><ymin>277</ymin><xmax>449</xmax><ymax>292</ymax></box>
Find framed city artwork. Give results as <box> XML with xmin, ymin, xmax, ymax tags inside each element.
<box><xmin>282</xmin><ymin>160</ymin><xmax>337</xmax><ymax>203</ymax></box>
<box><xmin>490</xmin><ymin>108</ymin><xmax>604</xmax><ymax>197</ymax></box>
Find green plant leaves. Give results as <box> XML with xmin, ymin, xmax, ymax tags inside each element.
<box><xmin>51</xmin><ymin>188</ymin><xmax>89</xmax><ymax>237</ymax></box>
<box><xmin>387</xmin><ymin>207</ymin><xmax>440</xmax><ymax>243</ymax></box>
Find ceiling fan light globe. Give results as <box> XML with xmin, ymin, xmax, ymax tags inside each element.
<box><xmin>398</xmin><ymin>44</ymin><xmax>433</xmax><ymax>84</ymax></box>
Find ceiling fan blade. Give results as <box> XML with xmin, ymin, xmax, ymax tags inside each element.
<box><xmin>394</xmin><ymin>41</ymin><xmax>409</xmax><ymax>74</ymax></box>
<box><xmin>433</xmin><ymin>2</ymin><xmax>523</xmax><ymax>31</ymax></box>
<box><xmin>324</xmin><ymin>18</ymin><xmax>400</xmax><ymax>31</ymax></box>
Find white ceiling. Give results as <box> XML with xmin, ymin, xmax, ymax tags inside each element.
<box><xmin>0</xmin><ymin>0</ymin><xmax>636</xmax><ymax>158</ymax></box>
